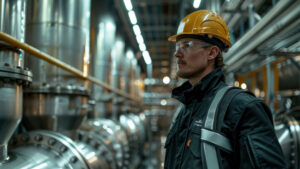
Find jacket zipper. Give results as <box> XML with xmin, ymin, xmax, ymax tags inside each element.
<box><xmin>179</xmin><ymin>101</ymin><xmax>196</xmax><ymax>169</ymax></box>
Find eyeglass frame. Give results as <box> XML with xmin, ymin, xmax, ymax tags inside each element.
<box><xmin>175</xmin><ymin>40</ymin><xmax>213</xmax><ymax>53</ymax></box>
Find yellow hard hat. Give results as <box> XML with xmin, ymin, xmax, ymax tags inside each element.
<box><xmin>168</xmin><ymin>10</ymin><xmax>232</xmax><ymax>48</ymax></box>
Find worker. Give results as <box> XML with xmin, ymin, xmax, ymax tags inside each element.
<box><xmin>164</xmin><ymin>10</ymin><xmax>286</xmax><ymax>169</ymax></box>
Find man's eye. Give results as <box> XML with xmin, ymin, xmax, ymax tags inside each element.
<box><xmin>182</xmin><ymin>43</ymin><xmax>190</xmax><ymax>49</ymax></box>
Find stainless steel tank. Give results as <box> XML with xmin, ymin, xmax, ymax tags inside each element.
<box><xmin>90</xmin><ymin>12</ymin><xmax>116</xmax><ymax>118</ymax></box>
<box><xmin>23</xmin><ymin>0</ymin><xmax>91</xmax><ymax>138</ymax></box>
<box><xmin>0</xmin><ymin>0</ymin><xmax>32</xmax><ymax>163</ymax></box>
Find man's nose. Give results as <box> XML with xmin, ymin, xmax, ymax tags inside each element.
<box><xmin>174</xmin><ymin>48</ymin><xmax>183</xmax><ymax>58</ymax></box>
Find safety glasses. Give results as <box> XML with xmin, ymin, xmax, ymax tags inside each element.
<box><xmin>175</xmin><ymin>40</ymin><xmax>211</xmax><ymax>53</ymax></box>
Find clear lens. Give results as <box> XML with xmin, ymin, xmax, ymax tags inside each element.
<box><xmin>175</xmin><ymin>40</ymin><xmax>211</xmax><ymax>53</ymax></box>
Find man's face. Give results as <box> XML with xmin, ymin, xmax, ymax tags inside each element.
<box><xmin>174</xmin><ymin>38</ymin><xmax>212</xmax><ymax>80</ymax></box>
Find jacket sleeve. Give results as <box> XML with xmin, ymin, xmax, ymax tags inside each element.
<box><xmin>234</xmin><ymin>100</ymin><xmax>287</xmax><ymax>169</ymax></box>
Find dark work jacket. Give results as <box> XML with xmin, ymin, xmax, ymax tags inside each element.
<box><xmin>164</xmin><ymin>68</ymin><xmax>286</xmax><ymax>169</ymax></box>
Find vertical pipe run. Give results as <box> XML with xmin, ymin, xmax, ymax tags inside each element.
<box><xmin>248</xmin><ymin>2</ymin><xmax>255</xmax><ymax>28</ymax></box>
<box><xmin>0</xmin><ymin>144</ymin><xmax>8</xmax><ymax>162</ymax></box>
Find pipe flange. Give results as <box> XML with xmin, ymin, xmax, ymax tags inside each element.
<box><xmin>0</xmin><ymin>66</ymin><xmax>32</xmax><ymax>86</ymax></box>
<box><xmin>77</xmin><ymin>130</ymin><xmax>117</xmax><ymax>169</ymax></box>
<box><xmin>9</xmin><ymin>130</ymin><xmax>90</xmax><ymax>169</ymax></box>
<box><xmin>280</xmin><ymin>115</ymin><xmax>300</xmax><ymax>169</ymax></box>
<box><xmin>24</xmin><ymin>84</ymin><xmax>89</xmax><ymax>95</ymax></box>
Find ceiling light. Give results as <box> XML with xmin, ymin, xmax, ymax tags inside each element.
<box><xmin>136</xmin><ymin>34</ymin><xmax>144</xmax><ymax>44</ymax></box>
<box><xmin>163</xmin><ymin>76</ymin><xmax>170</xmax><ymax>84</ymax></box>
<box><xmin>126</xmin><ymin>50</ymin><xmax>134</xmax><ymax>59</ymax></box>
<box><xmin>139</xmin><ymin>43</ymin><xmax>146</xmax><ymax>51</ymax></box>
<box><xmin>142</xmin><ymin>51</ymin><xmax>152</xmax><ymax>64</ymax></box>
<box><xmin>128</xmin><ymin>11</ymin><xmax>137</xmax><ymax>24</ymax></box>
<box><xmin>160</xmin><ymin>99</ymin><xmax>167</xmax><ymax>106</ymax></box>
<box><xmin>123</xmin><ymin>0</ymin><xmax>132</xmax><ymax>11</ymax></box>
<box><xmin>133</xmin><ymin>25</ymin><xmax>141</xmax><ymax>35</ymax></box>
<box><xmin>193</xmin><ymin>0</ymin><xmax>201</xmax><ymax>8</ymax></box>
<box><xmin>241</xmin><ymin>83</ymin><xmax>247</xmax><ymax>89</ymax></box>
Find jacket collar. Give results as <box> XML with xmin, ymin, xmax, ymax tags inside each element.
<box><xmin>172</xmin><ymin>68</ymin><xmax>225</xmax><ymax>104</ymax></box>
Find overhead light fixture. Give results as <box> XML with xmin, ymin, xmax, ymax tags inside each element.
<box><xmin>160</xmin><ymin>99</ymin><xmax>167</xmax><ymax>106</ymax></box>
<box><xmin>133</xmin><ymin>25</ymin><xmax>141</xmax><ymax>35</ymax></box>
<box><xmin>139</xmin><ymin>43</ymin><xmax>146</xmax><ymax>51</ymax></box>
<box><xmin>193</xmin><ymin>0</ymin><xmax>201</xmax><ymax>8</ymax></box>
<box><xmin>142</xmin><ymin>51</ymin><xmax>152</xmax><ymax>64</ymax></box>
<box><xmin>163</xmin><ymin>76</ymin><xmax>170</xmax><ymax>84</ymax></box>
<box><xmin>136</xmin><ymin>34</ymin><xmax>144</xmax><ymax>44</ymax></box>
<box><xmin>126</xmin><ymin>50</ymin><xmax>134</xmax><ymax>59</ymax></box>
<box><xmin>123</xmin><ymin>0</ymin><xmax>132</xmax><ymax>11</ymax></box>
<box><xmin>128</xmin><ymin>11</ymin><xmax>137</xmax><ymax>24</ymax></box>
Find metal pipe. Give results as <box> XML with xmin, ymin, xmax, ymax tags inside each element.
<box><xmin>0</xmin><ymin>32</ymin><xmax>138</xmax><ymax>102</ymax></box>
<box><xmin>224</xmin><ymin>0</ymin><xmax>295</xmax><ymax>62</ymax></box>
<box><xmin>225</xmin><ymin>0</ymin><xmax>300</xmax><ymax>69</ymax></box>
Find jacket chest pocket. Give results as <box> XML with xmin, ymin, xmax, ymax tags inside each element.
<box><xmin>189</xmin><ymin>127</ymin><xmax>202</xmax><ymax>158</ymax></box>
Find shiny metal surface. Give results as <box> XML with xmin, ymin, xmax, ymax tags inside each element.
<box><xmin>119</xmin><ymin>114</ymin><xmax>147</xmax><ymax>167</ymax></box>
<box><xmin>76</xmin><ymin>130</ymin><xmax>117</xmax><ymax>169</ymax></box>
<box><xmin>0</xmin><ymin>130</ymin><xmax>90</xmax><ymax>169</ymax></box>
<box><xmin>80</xmin><ymin>119</ymin><xmax>130</xmax><ymax>169</ymax></box>
<box><xmin>0</xmin><ymin>0</ymin><xmax>26</xmax><ymax>68</ymax></box>
<box><xmin>91</xmin><ymin>12</ymin><xmax>116</xmax><ymax>117</ymax></box>
<box><xmin>0</xmin><ymin>0</ymin><xmax>26</xmax><ymax>42</ymax></box>
<box><xmin>275</xmin><ymin>115</ymin><xmax>300</xmax><ymax>169</ymax></box>
<box><xmin>23</xmin><ymin>90</ymin><xmax>88</xmax><ymax>137</ymax></box>
<box><xmin>111</xmin><ymin>36</ymin><xmax>125</xmax><ymax>118</ymax></box>
<box><xmin>25</xmin><ymin>0</ymin><xmax>90</xmax><ymax>85</ymax></box>
<box><xmin>224</xmin><ymin>0</ymin><xmax>299</xmax><ymax>72</ymax></box>
<box><xmin>0</xmin><ymin>65</ymin><xmax>32</xmax><ymax>162</ymax></box>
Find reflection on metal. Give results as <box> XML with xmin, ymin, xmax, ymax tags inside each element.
<box><xmin>3</xmin><ymin>130</ymin><xmax>90</xmax><ymax>169</ymax></box>
<box><xmin>275</xmin><ymin>114</ymin><xmax>300</xmax><ymax>169</ymax></box>
<box><xmin>1</xmin><ymin>113</ymin><xmax>147</xmax><ymax>169</ymax></box>
<box><xmin>77</xmin><ymin>114</ymin><xmax>147</xmax><ymax>169</ymax></box>
<box><xmin>0</xmin><ymin>32</ymin><xmax>138</xmax><ymax>101</ymax></box>
<box><xmin>0</xmin><ymin>0</ymin><xmax>32</xmax><ymax>163</ymax></box>
<box><xmin>22</xmin><ymin>0</ymin><xmax>91</xmax><ymax>141</ymax></box>
<box><xmin>90</xmin><ymin>3</ymin><xmax>117</xmax><ymax>117</ymax></box>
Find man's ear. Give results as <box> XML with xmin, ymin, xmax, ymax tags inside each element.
<box><xmin>207</xmin><ymin>46</ymin><xmax>219</xmax><ymax>60</ymax></box>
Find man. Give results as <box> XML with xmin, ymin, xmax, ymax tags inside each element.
<box><xmin>164</xmin><ymin>10</ymin><xmax>286</xmax><ymax>169</ymax></box>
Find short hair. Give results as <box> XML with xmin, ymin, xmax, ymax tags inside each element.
<box><xmin>215</xmin><ymin>51</ymin><xmax>225</xmax><ymax>69</ymax></box>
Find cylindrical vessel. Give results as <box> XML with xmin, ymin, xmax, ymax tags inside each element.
<box><xmin>0</xmin><ymin>0</ymin><xmax>31</xmax><ymax>162</ymax></box>
<box><xmin>90</xmin><ymin>11</ymin><xmax>116</xmax><ymax>118</ymax></box>
<box><xmin>0</xmin><ymin>0</ymin><xmax>26</xmax><ymax>68</ymax></box>
<box><xmin>25</xmin><ymin>0</ymin><xmax>90</xmax><ymax>85</ymax></box>
<box><xmin>23</xmin><ymin>0</ymin><xmax>91</xmax><ymax>136</ymax></box>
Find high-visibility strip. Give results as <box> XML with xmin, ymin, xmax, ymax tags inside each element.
<box><xmin>202</xmin><ymin>86</ymin><xmax>232</xmax><ymax>169</ymax></box>
<box><xmin>201</xmin><ymin>128</ymin><xmax>233</xmax><ymax>152</ymax></box>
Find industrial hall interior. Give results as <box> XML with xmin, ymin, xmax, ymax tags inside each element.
<box><xmin>0</xmin><ymin>0</ymin><xmax>299</xmax><ymax>169</ymax></box>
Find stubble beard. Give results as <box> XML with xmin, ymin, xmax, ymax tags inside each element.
<box><xmin>176</xmin><ymin>67</ymin><xmax>205</xmax><ymax>80</ymax></box>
